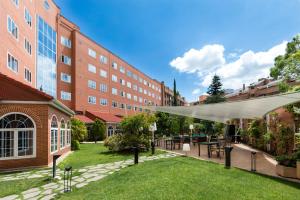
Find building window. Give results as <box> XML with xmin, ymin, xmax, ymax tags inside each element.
<box><xmin>133</xmin><ymin>96</ymin><xmax>138</xmax><ymax>101</ymax></box>
<box><xmin>61</xmin><ymin>36</ymin><xmax>71</xmax><ymax>48</ymax></box>
<box><xmin>139</xmin><ymin>87</ymin><xmax>143</xmax><ymax>93</ymax></box>
<box><xmin>144</xmin><ymin>80</ymin><xmax>147</xmax><ymax>85</ymax></box>
<box><xmin>88</xmin><ymin>48</ymin><xmax>96</xmax><ymax>58</ymax></box>
<box><xmin>44</xmin><ymin>0</ymin><xmax>50</xmax><ymax>10</ymax></box>
<box><xmin>99</xmin><ymin>55</ymin><xmax>108</xmax><ymax>64</ymax></box>
<box><xmin>7</xmin><ymin>16</ymin><xmax>18</xmax><ymax>39</ymax></box>
<box><xmin>133</xmin><ymin>85</ymin><xmax>138</xmax><ymax>91</ymax></box>
<box><xmin>24</xmin><ymin>8</ymin><xmax>32</xmax><ymax>27</ymax></box>
<box><xmin>36</xmin><ymin>15</ymin><xmax>57</xmax><ymax>97</ymax></box>
<box><xmin>100</xmin><ymin>69</ymin><xmax>107</xmax><ymax>78</ymax></box>
<box><xmin>112</xmin><ymin>75</ymin><xmax>117</xmax><ymax>82</ymax></box>
<box><xmin>139</xmin><ymin>97</ymin><xmax>143</xmax><ymax>103</ymax></box>
<box><xmin>127</xmin><ymin>82</ymin><xmax>132</xmax><ymax>88</ymax></box>
<box><xmin>144</xmin><ymin>89</ymin><xmax>147</xmax><ymax>95</ymax></box>
<box><xmin>100</xmin><ymin>84</ymin><xmax>107</xmax><ymax>92</ymax></box>
<box><xmin>107</xmin><ymin>126</ymin><xmax>114</xmax><ymax>137</ymax></box>
<box><xmin>133</xmin><ymin>74</ymin><xmax>138</xmax><ymax>80</ymax></box>
<box><xmin>139</xmin><ymin>107</ymin><xmax>143</xmax><ymax>112</ymax></box>
<box><xmin>112</xmin><ymin>88</ymin><xmax>118</xmax><ymax>95</ymax></box>
<box><xmin>7</xmin><ymin>53</ymin><xmax>18</xmax><ymax>72</ymax></box>
<box><xmin>88</xmin><ymin>80</ymin><xmax>96</xmax><ymax>89</ymax></box>
<box><xmin>66</xmin><ymin>122</ymin><xmax>71</xmax><ymax>146</ymax></box>
<box><xmin>127</xmin><ymin>105</ymin><xmax>132</xmax><ymax>110</ymax></box>
<box><xmin>24</xmin><ymin>38</ymin><xmax>32</xmax><ymax>55</ymax></box>
<box><xmin>50</xmin><ymin>116</ymin><xmax>58</xmax><ymax>153</ymax></box>
<box><xmin>60</xmin><ymin>120</ymin><xmax>66</xmax><ymax>148</ymax></box>
<box><xmin>127</xmin><ymin>93</ymin><xmax>131</xmax><ymax>100</ymax></box>
<box><xmin>112</xmin><ymin>62</ymin><xmax>118</xmax><ymax>70</ymax></box>
<box><xmin>120</xmin><ymin>91</ymin><xmax>125</xmax><ymax>97</ymax></box>
<box><xmin>12</xmin><ymin>0</ymin><xmax>19</xmax><ymax>7</ymax></box>
<box><xmin>0</xmin><ymin>113</ymin><xmax>35</xmax><ymax>160</ymax></box>
<box><xmin>120</xmin><ymin>79</ymin><xmax>125</xmax><ymax>86</ymax></box>
<box><xmin>61</xmin><ymin>55</ymin><xmax>71</xmax><ymax>65</ymax></box>
<box><xmin>61</xmin><ymin>73</ymin><xmax>71</xmax><ymax>83</ymax></box>
<box><xmin>61</xmin><ymin>91</ymin><xmax>71</xmax><ymax>101</ymax></box>
<box><xmin>120</xmin><ymin>66</ymin><xmax>125</xmax><ymax>73</ymax></box>
<box><xmin>88</xmin><ymin>64</ymin><xmax>96</xmax><ymax>73</ymax></box>
<box><xmin>100</xmin><ymin>98</ymin><xmax>108</xmax><ymax>106</ymax></box>
<box><xmin>120</xmin><ymin>103</ymin><xmax>125</xmax><ymax>109</ymax></box>
<box><xmin>139</xmin><ymin>77</ymin><xmax>143</xmax><ymax>83</ymax></box>
<box><xmin>24</xmin><ymin>68</ymin><xmax>32</xmax><ymax>83</ymax></box>
<box><xmin>88</xmin><ymin>96</ymin><xmax>96</xmax><ymax>104</ymax></box>
<box><xmin>127</xmin><ymin>70</ymin><xmax>132</xmax><ymax>77</ymax></box>
<box><xmin>112</xmin><ymin>101</ymin><xmax>118</xmax><ymax>108</ymax></box>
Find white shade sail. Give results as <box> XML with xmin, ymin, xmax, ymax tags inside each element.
<box><xmin>147</xmin><ymin>92</ymin><xmax>300</xmax><ymax>123</ymax></box>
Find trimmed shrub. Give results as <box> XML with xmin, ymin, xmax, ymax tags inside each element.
<box><xmin>71</xmin><ymin>140</ymin><xmax>80</xmax><ymax>151</ymax></box>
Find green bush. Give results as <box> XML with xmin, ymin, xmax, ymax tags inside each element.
<box><xmin>71</xmin><ymin>140</ymin><xmax>80</xmax><ymax>151</ymax></box>
<box><xmin>276</xmin><ymin>151</ymin><xmax>300</xmax><ymax>167</ymax></box>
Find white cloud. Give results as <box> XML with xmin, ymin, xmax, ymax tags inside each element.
<box><xmin>171</xmin><ymin>41</ymin><xmax>287</xmax><ymax>90</ymax></box>
<box><xmin>170</xmin><ymin>44</ymin><xmax>225</xmax><ymax>76</ymax></box>
<box><xmin>192</xmin><ymin>88</ymin><xmax>201</xmax><ymax>95</ymax></box>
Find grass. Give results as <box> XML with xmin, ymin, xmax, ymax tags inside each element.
<box><xmin>58</xmin><ymin>156</ymin><xmax>300</xmax><ymax>200</ymax></box>
<box><xmin>0</xmin><ymin>177</ymin><xmax>52</xmax><ymax>198</ymax></box>
<box><xmin>58</xmin><ymin>143</ymin><xmax>164</xmax><ymax>169</ymax></box>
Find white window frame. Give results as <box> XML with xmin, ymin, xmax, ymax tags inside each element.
<box><xmin>0</xmin><ymin>112</ymin><xmax>36</xmax><ymax>160</ymax></box>
<box><xmin>61</xmin><ymin>91</ymin><xmax>71</xmax><ymax>101</ymax></box>
<box><xmin>100</xmin><ymin>98</ymin><xmax>108</xmax><ymax>106</ymax></box>
<box><xmin>99</xmin><ymin>55</ymin><xmax>108</xmax><ymax>64</ymax></box>
<box><xmin>100</xmin><ymin>69</ymin><xmax>107</xmax><ymax>78</ymax></box>
<box><xmin>61</xmin><ymin>36</ymin><xmax>71</xmax><ymax>48</ymax></box>
<box><xmin>100</xmin><ymin>83</ymin><xmax>107</xmax><ymax>93</ymax></box>
<box><xmin>120</xmin><ymin>66</ymin><xmax>125</xmax><ymax>73</ymax></box>
<box><xmin>88</xmin><ymin>48</ymin><xmax>96</xmax><ymax>58</ymax></box>
<box><xmin>112</xmin><ymin>62</ymin><xmax>118</xmax><ymax>70</ymax></box>
<box><xmin>7</xmin><ymin>15</ymin><xmax>18</xmax><ymax>40</ymax></box>
<box><xmin>88</xmin><ymin>80</ymin><xmax>97</xmax><ymax>89</ymax></box>
<box><xmin>112</xmin><ymin>88</ymin><xmax>118</xmax><ymax>95</ymax></box>
<box><xmin>24</xmin><ymin>67</ymin><xmax>32</xmax><ymax>83</ymax></box>
<box><xmin>112</xmin><ymin>75</ymin><xmax>117</xmax><ymax>82</ymax></box>
<box><xmin>24</xmin><ymin>7</ymin><xmax>32</xmax><ymax>27</ymax></box>
<box><xmin>88</xmin><ymin>96</ymin><xmax>96</xmax><ymax>104</ymax></box>
<box><xmin>88</xmin><ymin>64</ymin><xmax>96</xmax><ymax>73</ymax></box>
<box><xmin>60</xmin><ymin>119</ymin><xmax>66</xmax><ymax>149</ymax></box>
<box><xmin>127</xmin><ymin>82</ymin><xmax>132</xmax><ymax>88</ymax></box>
<box><xmin>7</xmin><ymin>52</ymin><xmax>18</xmax><ymax>73</ymax></box>
<box><xmin>50</xmin><ymin>116</ymin><xmax>58</xmax><ymax>154</ymax></box>
<box><xmin>61</xmin><ymin>55</ymin><xmax>71</xmax><ymax>65</ymax></box>
<box><xmin>24</xmin><ymin>38</ymin><xmax>32</xmax><ymax>55</ymax></box>
<box><xmin>61</xmin><ymin>73</ymin><xmax>71</xmax><ymax>83</ymax></box>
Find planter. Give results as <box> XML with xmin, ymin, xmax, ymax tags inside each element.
<box><xmin>297</xmin><ymin>161</ymin><xmax>300</xmax><ymax>179</ymax></box>
<box><xmin>276</xmin><ymin>164</ymin><xmax>297</xmax><ymax>178</ymax></box>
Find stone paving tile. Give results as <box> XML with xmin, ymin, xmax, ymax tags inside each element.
<box><xmin>0</xmin><ymin>153</ymin><xmax>176</xmax><ymax>200</ymax></box>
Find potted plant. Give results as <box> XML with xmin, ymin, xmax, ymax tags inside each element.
<box><xmin>276</xmin><ymin>154</ymin><xmax>297</xmax><ymax>178</ymax></box>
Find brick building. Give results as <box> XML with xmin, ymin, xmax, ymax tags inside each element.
<box><xmin>161</xmin><ymin>82</ymin><xmax>186</xmax><ymax>106</ymax></box>
<box><xmin>0</xmin><ymin>73</ymin><xmax>74</xmax><ymax>170</ymax></box>
<box><xmin>0</xmin><ymin>0</ymin><xmax>186</xmax><ymax>137</ymax></box>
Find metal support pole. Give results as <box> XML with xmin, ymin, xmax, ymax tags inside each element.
<box><xmin>64</xmin><ymin>166</ymin><xmax>72</xmax><ymax>192</ymax></box>
<box><xmin>133</xmin><ymin>147</ymin><xmax>139</xmax><ymax>164</ymax></box>
<box><xmin>52</xmin><ymin>155</ymin><xmax>61</xmax><ymax>178</ymax></box>
<box><xmin>225</xmin><ymin>146</ymin><xmax>233</xmax><ymax>168</ymax></box>
<box><xmin>251</xmin><ymin>151</ymin><xmax>257</xmax><ymax>172</ymax></box>
<box><xmin>151</xmin><ymin>141</ymin><xmax>155</xmax><ymax>155</ymax></box>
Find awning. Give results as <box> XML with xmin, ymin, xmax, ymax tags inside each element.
<box><xmin>86</xmin><ymin>111</ymin><xmax>122</xmax><ymax>123</ymax></box>
<box><xmin>74</xmin><ymin>115</ymin><xmax>94</xmax><ymax>124</ymax></box>
<box><xmin>147</xmin><ymin>92</ymin><xmax>300</xmax><ymax>123</ymax></box>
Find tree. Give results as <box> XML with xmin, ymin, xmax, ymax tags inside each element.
<box><xmin>71</xmin><ymin>118</ymin><xmax>88</xmax><ymax>150</ymax></box>
<box><xmin>155</xmin><ymin>112</ymin><xmax>172</xmax><ymax>136</ymax></box>
<box><xmin>270</xmin><ymin>34</ymin><xmax>300</xmax><ymax>92</ymax></box>
<box><xmin>205</xmin><ymin>75</ymin><xmax>225</xmax><ymax>104</ymax></box>
<box><xmin>91</xmin><ymin>119</ymin><xmax>106</xmax><ymax>143</ymax></box>
<box><xmin>173</xmin><ymin>79</ymin><xmax>178</xmax><ymax>106</ymax></box>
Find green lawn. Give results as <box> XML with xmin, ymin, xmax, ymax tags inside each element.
<box><xmin>58</xmin><ymin>156</ymin><xmax>300</xmax><ymax>200</ymax></box>
<box><xmin>0</xmin><ymin>177</ymin><xmax>52</xmax><ymax>198</ymax></box>
<box><xmin>58</xmin><ymin>143</ymin><xmax>164</xmax><ymax>169</ymax></box>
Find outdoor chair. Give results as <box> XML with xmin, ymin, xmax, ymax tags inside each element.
<box><xmin>210</xmin><ymin>139</ymin><xmax>226</xmax><ymax>158</ymax></box>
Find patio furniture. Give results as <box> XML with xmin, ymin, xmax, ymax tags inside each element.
<box><xmin>198</xmin><ymin>141</ymin><xmax>219</xmax><ymax>158</ymax></box>
<box><xmin>182</xmin><ymin>135</ymin><xmax>191</xmax><ymax>144</ymax></box>
<box><xmin>192</xmin><ymin>133</ymin><xmax>207</xmax><ymax>145</ymax></box>
<box><xmin>172</xmin><ymin>136</ymin><xmax>181</xmax><ymax>150</ymax></box>
<box><xmin>210</xmin><ymin>139</ymin><xmax>226</xmax><ymax>158</ymax></box>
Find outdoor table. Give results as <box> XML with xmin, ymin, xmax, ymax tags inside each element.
<box><xmin>198</xmin><ymin>141</ymin><xmax>219</xmax><ymax>158</ymax></box>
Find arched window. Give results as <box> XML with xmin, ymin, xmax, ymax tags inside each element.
<box><xmin>60</xmin><ymin>119</ymin><xmax>66</xmax><ymax>149</ymax></box>
<box><xmin>107</xmin><ymin>126</ymin><xmax>114</xmax><ymax>137</ymax></box>
<box><xmin>50</xmin><ymin>116</ymin><xmax>58</xmax><ymax>153</ymax></box>
<box><xmin>0</xmin><ymin>113</ymin><xmax>35</xmax><ymax>159</ymax></box>
<box><xmin>66</xmin><ymin>121</ymin><xmax>71</xmax><ymax>146</ymax></box>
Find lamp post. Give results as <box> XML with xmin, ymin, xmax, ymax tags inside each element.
<box><xmin>149</xmin><ymin>122</ymin><xmax>157</xmax><ymax>155</ymax></box>
<box><xmin>189</xmin><ymin>124</ymin><xmax>194</xmax><ymax>143</ymax></box>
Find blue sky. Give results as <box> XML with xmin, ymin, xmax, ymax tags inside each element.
<box><xmin>55</xmin><ymin>0</ymin><xmax>300</xmax><ymax>102</ymax></box>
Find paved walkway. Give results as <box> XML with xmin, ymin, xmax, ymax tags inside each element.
<box><xmin>0</xmin><ymin>153</ymin><xmax>177</xmax><ymax>200</ymax></box>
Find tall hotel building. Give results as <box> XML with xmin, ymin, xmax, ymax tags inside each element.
<box><xmin>0</xmin><ymin>0</ymin><xmax>177</xmax><ymax>119</ymax></box>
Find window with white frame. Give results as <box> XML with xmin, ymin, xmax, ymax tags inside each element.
<box><xmin>133</xmin><ymin>84</ymin><xmax>137</xmax><ymax>91</ymax></box>
<box><xmin>144</xmin><ymin>80</ymin><xmax>147</xmax><ymax>85</ymax></box>
<box><xmin>7</xmin><ymin>53</ymin><xmax>18</xmax><ymax>72</ymax></box>
<box><xmin>60</xmin><ymin>120</ymin><xmax>66</xmax><ymax>148</ymax></box>
<box><xmin>112</xmin><ymin>75</ymin><xmax>117</xmax><ymax>82</ymax></box>
<box><xmin>24</xmin><ymin>8</ymin><xmax>32</xmax><ymax>27</ymax></box>
<box><xmin>61</xmin><ymin>91</ymin><xmax>71</xmax><ymax>101</ymax></box>
<box><xmin>120</xmin><ymin>79</ymin><xmax>125</xmax><ymax>86</ymax></box>
<box><xmin>139</xmin><ymin>107</ymin><xmax>143</xmax><ymax>112</ymax></box>
<box><xmin>139</xmin><ymin>97</ymin><xmax>143</xmax><ymax>103</ymax></box>
<box><xmin>99</xmin><ymin>55</ymin><xmax>108</xmax><ymax>64</ymax></box>
<box><xmin>139</xmin><ymin>77</ymin><xmax>143</xmax><ymax>83</ymax></box>
<box><xmin>127</xmin><ymin>93</ymin><xmax>131</xmax><ymax>100</ymax></box>
<box><xmin>61</xmin><ymin>73</ymin><xmax>71</xmax><ymax>83</ymax></box>
<box><xmin>24</xmin><ymin>68</ymin><xmax>32</xmax><ymax>83</ymax></box>
<box><xmin>148</xmin><ymin>91</ymin><xmax>151</xmax><ymax>96</ymax></box>
<box><xmin>134</xmin><ymin>106</ymin><xmax>138</xmax><ymax>111</ymax></box>
<box><xmin>144</xmin><ymin>89</ymin><xmax>147</xmax><ymax>95</ymax></box>
<box><xmin>120</xmin><ymin>66</ymin><xmax>125</xmax><ymax>73</ymax></box>
<box><xmin>0</xmin><ymin>113</ymin><xmax>35</xmax><ymax>159</ymax></box>
<box><xmin>44</xmin><ymin>0</ymin><xmax>50</xmax><ymax>10</ymax></box>
<box><xmin>7</xmin><ymin>16</ymin><xmax>18</xmax><ymax>39</ymax></box>
<box><xmin>88</xmin><ymin>48</ymin><xmax>96</xmax><ymax>58</ymax></box>
<box><xmin>100</xmin><ymin>83</ymin><xmax>107</xmax><ymax>92</ymax></box>
<box><xmin>139</xmin><ymin>87</ymin><xmax>143</xmax><ymax>93</ymax></box>
<box><xmin>61</xmin><ymin>36</ymin><xmax>71</xmax><ymax>48</ymax></box>
<box><xmin>133</xmin><ymin>96</ymin><xmax>138</xmax><ymax>101</ymax></box>
<box><xmin>12</xmin><ymin>0</ymin><xmax>19</xmax><ymax>7</ymax></box>
<box><xmin>88</xmin><ymin>80</ymin><xmax>96</xmax><ymax>89</ymax></box>
<box><xmin>61</xmin><ymin>55</ymin><xmax>71</xmax><ymax>65</ymax></box>
<box><xmin>100</xmin><ymin>69</ymin><xmax>107</xmax><ymax>78</ymax></box>
<box><xmin>127</xmin><ymin>82</ymin><xmax>131</xmax><ymax>88</ymax></box>
<box><xmin>120</xmin><ymin>91</ymin><xmax>125</xmax><ymax>97</ymax></box>
<box><xmin>50</xmin><ymin>116</ymin><xmax>58</xmax><ymax>153</ymax></box>
<box><xmin>112</xmin><ymin>88</ymin><xmax>118</xmax><ymax>95</ymax></box>
<box><xmin>120</xmin><ymin>103</ymin><xmax>125</xmax><ymax>109</ymax></box>
<box><xmin>100</xmin><ymin>98</ymin><xmax>108</xmax><ymax>106</ymax></box>
<box><xmin>24</xmin><ymin>38</ymin><xmax>32</xmax><ymax>55</ymax></box>
<box><xmin>127</xmin><ymin>70</ymin><xmax>132</xmax><ymax>77</ymax></box>
<box><xmin>112</xmin><ymin>62</ymin><xmax>118</xmax><ymax>70</ymax></box>
<box><xmin>88</xmin><ymin>96</ymin><xmax>96</xmax><ymax>104</ymax></box>
<box><xmin>133</xmin><ymin>74</ymin><xmax>138</xmax><ymax>80</ymax></box>
<box><xmin>112</xmin><ymin>101</ymin><xmax>118</xmax><ymax>108</ymax></box>
<box><xmin>66</xmin><ymin>122</ymin><xmax>71</xmax><ymax>146</ymax></box>
<box><xmin>127</xmin><ymin>105</ymin><xmax>132</xmax><ymax>110</ymax></box>
<box><xmin>88</xmin><ymin>64</ymin><xmax>96</xmax><ymax>73</ymax></box>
